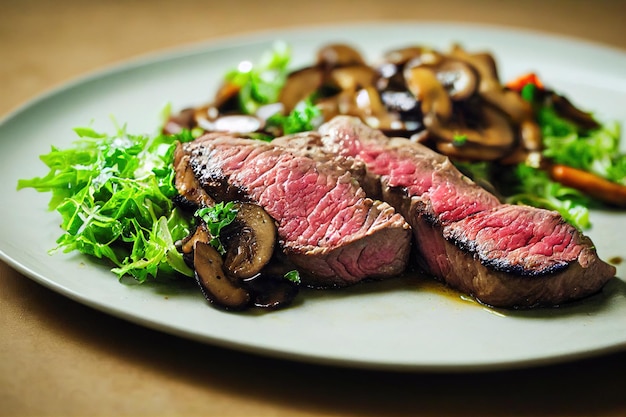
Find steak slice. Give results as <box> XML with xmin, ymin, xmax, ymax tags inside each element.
<box><xmin>272</xmin><ymin>131</ymin><xmax>382</xmax><ymax>198</ymax></box>
<box><xmin>175</xmin><ymin>134</ymin><xmax>412</xmax><ymax>288</ymax></box>
<box><xmin>314</xmin><ymin>116</ymin><xmax>615</xmax><ymax>307</ymax></box>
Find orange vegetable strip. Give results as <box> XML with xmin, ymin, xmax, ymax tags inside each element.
<box><xmin>506</xmin><ymin>73</ymin><xmax>544</xmax><ymax>92</ymax></box>
<box><xmin>548</xmin><ymin>164</ymin><xmax>626</xmax><ymax>207</ymax></box>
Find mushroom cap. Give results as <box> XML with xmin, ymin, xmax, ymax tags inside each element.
<box><xmin>279</xmin><ymin>66</ymin><xmax>325</xmax><ymax>113</ymax></box>
<box><xmin>317</xmin><ymin>43</ymin><xmax>366</xmax><ymax>68</ymax></box>
<box><xmin>404</xmin><ymin>66</ymin><xmax>453</xmax><ymax>121</ymax></box>
<box><xmin>194</xmin><ymin>241</ymin><xmax>252</xmax><ymax>311</ymax></box>
<box><xmin>222</xmin><ymin>202</ymin><xmax>277</xmax><ymax>279</ymax></box>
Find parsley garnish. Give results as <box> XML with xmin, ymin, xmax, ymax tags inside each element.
<box><xmin>195</xmin><ymin>202</ymin><xmax>239</xmax><ymax>255</ymax></box>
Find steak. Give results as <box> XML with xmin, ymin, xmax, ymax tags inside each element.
<box><xmin>174</xmin><ymin>134</ymin><xmax>412</xmax><ymax>288</ymax></box>
<box><xmin>308</xmin><ymin>116</ymin><xmax>616</xmax><ymax>307</ymax></box>
<box><xmin>272</xmin><ymin>132</ymin><xmax>382</xmax><ymax>198</ymax></box>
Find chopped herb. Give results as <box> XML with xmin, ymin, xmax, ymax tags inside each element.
<box><xmin>520</xmin><ymin>82</ymin><xmax>537</xmax><ymax>102</ymax></box>
<box><xmin>284</xmin><ymin>270</ymin><xmax>301</xmax><ymax>284</ymax></box>
<box><xmin>195</xmin><ymin>202</ymin><xmax>239</xmax><ymax>255</ymax></box>
<box><xmin>452</xmin><ymin>133</ymin><xmax>468</xmax><ymax>147</ymax></box>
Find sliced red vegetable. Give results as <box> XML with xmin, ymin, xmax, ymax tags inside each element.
<box><xmin>506</xmin><ymin>72</ymin><xmax>544</xmax><ymax>92</ymax></box>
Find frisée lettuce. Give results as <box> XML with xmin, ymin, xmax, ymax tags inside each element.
<box><xmin>17</xmin><ymin>124</ymin><xmax>196</xmax><ymax>282</ymax></box>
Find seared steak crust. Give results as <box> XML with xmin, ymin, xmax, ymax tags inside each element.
<box><xmin>175</xmin><ymin>134</ymin><xmax>412</xmax><ymax>288</ymax></box>
<box><xmin>313</xmin><ymin>116</ymin><xmax>615</xmax><ymax>307</ymax></box>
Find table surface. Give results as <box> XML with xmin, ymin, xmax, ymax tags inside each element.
<box><xmin>2</xmin><ymin>0</ymin><xmax>626</xmax><ymax>416</ymax></box>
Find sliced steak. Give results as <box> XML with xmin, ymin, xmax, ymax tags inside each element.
<box><xmin>272</xmin><ymin>132</ymin><xmax>382</xmax><ymax>198</ymax></box>
<box><xmin>313</xmin><ymin>116</ymin><xmax>615</xmax><ymax>307</ymax></box>
<box><xmin>175</xmin><ymin>134</ymin><xmax>412</xmax><ymax>288</ymax></box>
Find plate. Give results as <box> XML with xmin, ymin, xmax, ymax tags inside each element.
<box><xmin>1</xmin><ymin>22</ymin><xmax>625</xmax><ymax>372</ymax></box>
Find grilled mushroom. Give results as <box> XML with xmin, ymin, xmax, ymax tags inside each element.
<box><xmin>429</xmin><ymin>105</ymin><xmax>516</xmax><ymax>161</ymax></box>
<box><xmin>184</xmin><ymin>202</ymin><xmax>298</xmax><ymax>311</ymax></box>
<box><xmin>194</xmin><ymin>241</ymin><xmax>251</xmax><ymax>311</ymax></box>
<box><xmin>317</xmin><ymin>43</ymin><xmax>365</xmax><ymax>69</ymax></box>
<box><xmin>546</xmin><ymin>92</ymin><xmax>601</xmax><ymax>131</ymax></box>
<box><xmin>279</xmin><ymin>66</ymin><xmax>325</xmax><ymax>113</ymax></box>
<box><xmin>244</xmin><ymin>269</ymin><xmax>300</xmax><ymax>309</ymax></box>
<box><xmin>222</xmin><ymin>202</ymin><xmax>277</xmax><ymax>279</ymax></box>
<box><xmin>426</xmin><ymin>58</ymin><xmax>478</xmax><ymax>101</ymax></box>
<box><xmin>449</xmin><ymin>44</ymin><xmax>533</xmax><ymax>124</ymax></box>
<box><xmin>404</xmin><ymin>66</ymin><xmax>453</xmax><ymax>121</ymax></box>
<box><xmin>329</xmin><ymin>65</ymin><xmax>378</xmax><ymax>91</ymax></box>
<box><xmin>404</xmin><ymin>63</ymin><xmax>517</xmax><ymax>160</ymax></box>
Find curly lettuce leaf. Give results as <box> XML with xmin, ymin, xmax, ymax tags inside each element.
<box><xmin>504</xmin><ymin>164</ymin><xmax>592</xmax><ymax>229</ymax></box>
<box><xmin>17</xmin><ymin>125</ymin><xmax>196</xmax><ymax>282</ymax></box>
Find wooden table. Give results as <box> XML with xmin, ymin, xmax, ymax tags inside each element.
<box><xmin>2</xmin><ymin>1</ymin><xmax>625</xmax><ymax>415</ymax></box>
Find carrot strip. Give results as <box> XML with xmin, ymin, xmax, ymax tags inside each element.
<box><xmin>506</xmin><ymin>73</ymin><xmax>544</xmax><ymax>92</ymax></box>
<box><xmin>548</xmin><ymin>164</ymin><xmax>626</xmax><ymax>207</ymax></box>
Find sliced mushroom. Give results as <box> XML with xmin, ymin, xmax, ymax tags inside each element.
<box><xmin>376</xmin><ymin>47</ymin><xmax>438</xmax><ymax>92</ymax></box>
<box><xmin>317</xmin><ymin>44</ymin><xmax>365</xmax><ymax>69</ymax></box>
<box><xmin>449</xmin><ymin>44</ymin><xmax>533</xmax><ymax>124</ymax></box>
<box><xmin>179</xmin><ymin>222</ymin><xmax>210</xmax><ymax>255</ymax></box>
<box><xmin>213</xmin><ymin>81</ymin><xmax>242</xmax><ymax>111</ymax></box>
<box><xmin>404</xmin><ymin>66</ymin><xmax>453</xmax><ymax>121</ymax></box>
<box><xmin>449</xmin><ymin>44</ymin><xmax>499</xmax><ymax>83</ymax></box>
<box><xmin>428</xmin><ymin>105</ymin><xmax>516</xmax><ymax>161</ymax></box>
<box><xmin>481</xmin><ymin>88</ymin><xmax>535</xmax><ymax>125</ymax></box>
<box><xmin>548</xmin><ymin>92</ymin><xmax>600</xmax><ymax>130</ymax></box>
<box><xmin>279</xmin><ymin>66</ymin><xmax>325</xmax><ymax>113</ymax></box>
<box><xmin>194</xmin><ymin>241</ymin><xmax>251</xmax><ymax>311</ymax></box>
<box><xmin>382</xmin><ymin>46</ymin><xmax>433</xmax><ymax>67</ymax></box>
<box><xmin>212</xmin><ymin>114</ymin><xmax>265</xmax><ymax>134</ymax></box>
<box><xmin>328</xmin><ymin>65</ymin><xmax>378</xmax><ymax>91</ymax></box>
<box><xmin>244</xmin><ymin>272</ymin><xmax>300</xmax><ymax>309</ymax></box>
<box><xmin>222</xmin><ymin>203</ymin><xmax>277</xmax><ymax>279</ymax></box>
<box><xmin>173</xmin><ymin>148</ymin><xmax>216</xmax><ymax>208</ymax></box>
<box><xmin>352</xmin><ymin>86</ymin><xmax>415</xmax><ymax>133</ymax></box>
<box><xmin>163</xmin><ymin>107</ymin><xmax>196</xmax><ymax>135</ymax></box>
<box><xmin>431</xmin><ymin>59</ymin><xmax>478</xmax><ymax>101</ymax></box>
<box><xmin>193</xmin><ymin>105</ymin><xmax>266</xmax><ymax>134</ymax></box>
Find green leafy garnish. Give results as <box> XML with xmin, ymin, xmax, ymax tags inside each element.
<box><xmin>225</xmin><ymin>41</ymin><xmax>291</xmax><ymax>115</ymax></box>
<box><xmin>284</xmin><ymin>270</ymin><xmax>301</xmax><ymax>284</ymax></box>
<box><xmin>195</xmin><ymin>202</ymin><xmax>239</xmax><ymax>255</ymax></box>
<box><xmin>267</xmin><ymin>97</ymin><xmax>322</xmax><ymax>135</ymax></box>
<box><xmin>17</xmin><ymin>125</ymin><xmax>196</xmax><ymax>282</ymax></box>
<box><xmin>540</xmin><ymin>112</ymin><xmax>625</xmax><ymax>185</ymax></box>
<box><xmin>504</xmin><ymin>164</ymin><xmax>592</xmax><ymax>229</ymax></box>
<box><xmin>452</xmin><ymin>133</ymin><xmax>468</xmax><ymax>147</ymax></box>
<box><xmin>520</xmin><ymin>82</ymin><xmax>537</xmax><ymax>102</ymax></box>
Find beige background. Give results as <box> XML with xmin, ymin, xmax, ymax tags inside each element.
<box><xmin>2</xmin><ymin>1</ymin><xmax>626</xmax><ymax>416</ymax></box>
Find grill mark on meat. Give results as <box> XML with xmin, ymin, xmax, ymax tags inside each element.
<box><xmin>176</xmin><ymin>134</ymin><xmax>412</xmax><ymax>287</ymax></box>
<box><xmin>311</xmin><ymin>116</ymin><xmax>616</xmax><ymax>307</ymax></box>
<box><xmin>446</xmin><ymin>205</ymin><xmax>576</xmax><ymax>276</ymax></box>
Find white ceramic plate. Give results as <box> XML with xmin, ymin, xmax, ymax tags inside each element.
<box><xmin>2</xmin><ymin>23</ymin><xmax>625</xmax><ymax>372</ymax></box>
